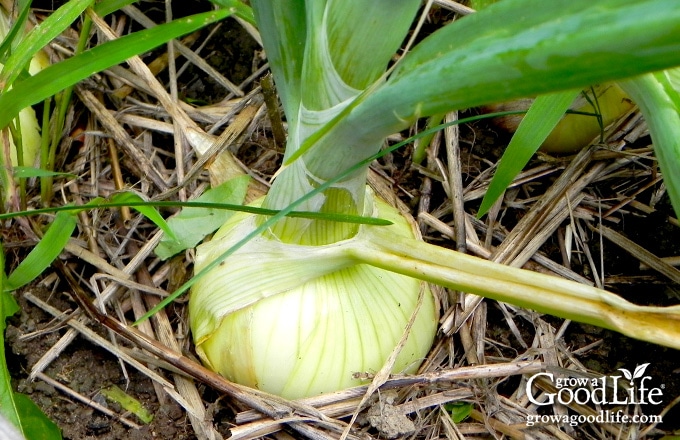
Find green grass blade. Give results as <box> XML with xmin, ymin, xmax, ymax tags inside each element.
<box><xmin>13</xmin><ymin>166</ymin><xmax>76</xmax><ymax>179</ymax></box>
<box><xmin>1</xmin><ymin>247</ymin><xmax>61</xmax><ymax>438</ymax></box>
<box><xmin>0</xmin><ymin>197</ymin><xmax>393</xmax><ymax>226</ymax></box>
<box><xmin>206</xmin><ymin>0</ymin><xmax>255</xmax><ymax>26</ymax></box>
<box><xmin>620</xmin><ymin>73</ymin><xmax>680</xmax><ymax>219</ymax></box>
<box><xmin>107</xmin><ymin>192</ymin><xmax>178</xmax><ymax>241</ymax></box>
<box><xmin>1</xmin><ymin>0</ymin><xmax>93</xmax><ymax>91</ymax></box>
<box><xmin>6</xmin><ymin>211</ymin><xmax>76</xmax><ymax>290</ymax></box>
<box><xmin>0</xmin><ymin>244</ymin><xmax>62</xmax><ymax>440</ymax></box>
<box><xmin>0</xmin><ymin>245</ymin><xmax>20</xmax><ymax>429</ymax></box>
<box><xmin>478</xmin><ymin>89</ymin><xmax>579</xmax><ymax>216</ymax></box>
<box><xmin>0</xmin><ymin>0</ymin><xmax>32</xmax><ymax>63</ymax></box>
<box><xmin>0</xmin><ymin>9</ymin><xmax>232</xmax><ymax>129</ymax></box>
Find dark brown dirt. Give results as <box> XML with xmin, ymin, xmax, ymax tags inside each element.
<box><xmin>6</xmin><ymin>287</ymin><xmax>201</xmax><ymax>440</ymax></box>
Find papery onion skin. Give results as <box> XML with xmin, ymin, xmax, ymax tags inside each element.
<box><xmin>190</xmin><ymin>190</ymin><xmax>438</xmax><ymax>399</ymax></box>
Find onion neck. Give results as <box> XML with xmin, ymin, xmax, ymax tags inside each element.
<box><xmin>261</xmin><ymin>89</ymin><xmax>378</xmax><ymax>246</ymax></box>
<box><xmin>261</xmin><ymin>159</ymin><xmax>368</xmax><ymax>245</ymax></box>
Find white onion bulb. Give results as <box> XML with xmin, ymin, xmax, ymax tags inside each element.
<box><xmin>190</xmin><ymin>188</ymin><xmax>438</xmax><ymax>399</ymax></box>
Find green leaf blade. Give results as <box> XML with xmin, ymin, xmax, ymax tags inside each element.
<box><xmin>100</xmin><ymin>385</ymin><xmax>153</xmax><ymax>424</ymax></box>
<box><xmin>1</xmin><ymin>245</ymin><xmax>61</xmax><ymax>439</ymax></box>
<box><xmin>0</xmin><ymin>0</ymin><xmax>32</xmax><ymax>64</ymax></box>
<box><xmin>13</xmin><ymin>166</ymin><xmax>76</xmax><ymax>179</ymax></box>
<box><xmin>445</xmin><ymin>402</ymin><xmax>473</xmax><ymax>423</ymax></box>
<box><xmin>620</xmin><ymin>72</ymin><xmax>680</xmax><ymax>219</ymax></box>
<box><xmin>13</xmin><ymin>394</ymin><xmax>62</xmax><ymax>440</ymax></box>
<box><xmin>206</xmin><ymin>0</ymin><xmax>255</xmax><ymax>26</ymax></box>
<box><xmin>0</xmin><ymin>245</ymin><xmax>20</xmax><ymax>431</ymax></box>
<box><xmin>94</xmin><ymin>0</ymin><xmax>142</xmax><ymax>17</ymax></box>
<box><xmin>108</xmin><ymin>192</ymin><xmax>177</xmax><ymax>241</ymax></box>
<box><xmin>478</xmin><ymin>89</ymin><xmax>579</xmax><ymax>217</ymax></box>
<box><xmin>6</xmin><ymin>211</ymin><xmax>76</xmax><ymax>290</ymax></box>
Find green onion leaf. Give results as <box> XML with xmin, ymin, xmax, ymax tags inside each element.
<box><xmin>620</xmin><ymin>72</ymin><xmax>680</xmax><ymax>219</ymax></box>
<box><xmin>6</xmin><ymin>211</ymin><xmax>76</xmax><ymax>290</ymax></box>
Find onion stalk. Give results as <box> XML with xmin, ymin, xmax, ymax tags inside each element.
<box><xmin>189</xmin><ymin>0</ymin><xmax>680</xmax><ymax>398</ymax></box>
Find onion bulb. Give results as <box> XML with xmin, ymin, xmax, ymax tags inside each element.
<box><xmin>190</xmin><ymin>188</ymin><xmax>438</xmax><ymax>399</ymax></box>
<box><xmin>486</xmin><ymin>83</ymin><xmax>634</xmax><ymax>153</ymax></box>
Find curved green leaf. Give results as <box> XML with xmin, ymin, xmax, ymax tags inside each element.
<box><xmin>6</xmin><ymin>211</ymin><xmax>76</xmax><ymax>290</ymax></box>
<box><xmin>620</xmin><ymin>72</ymin><xmax>680</xmax><ymax>219</ymax></box>
<box><xmin>0</xmin><ymin>245</ymin><xmax>19</xmax><ymax>429</ymax></box>
<box><xmin>206</xmin><ymin>0</ymin><xmax>255</xmax><ymax>26</ymax></box>
<box><xmin>108</xmin><ymin>192</ymin><xmax>177</xmax><ymax>241</ymax></box>
<box><xmin>13</xmin><ymin>394</ymin><xmax>61</xmax><ymax>440</ymax></box>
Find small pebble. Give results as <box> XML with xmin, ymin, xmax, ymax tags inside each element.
<box><xmin>87</xmin><ymin>415</ymin><xmax>111</xmax><ymax>435</ymax></box>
